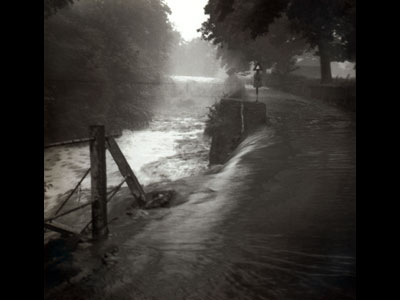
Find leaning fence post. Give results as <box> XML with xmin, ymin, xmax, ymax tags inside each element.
<box><xmin>90</xmin><ymin>125</ymin><xmax>108</xmax><ymax>239</ymax></box>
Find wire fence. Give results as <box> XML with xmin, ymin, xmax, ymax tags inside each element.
<box><xmin>44</xmin><ymin>129</ymin><xmax>142</xmax><ymax>238</ymax></box>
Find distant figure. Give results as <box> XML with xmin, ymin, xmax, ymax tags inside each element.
<box><xmin>223</xmin><ymin>68</ymin><xmax>246</xmax><ymax>100</ymax></box>
<box><xmin>253</xmin><ymin>62</ymin><xmax>263</xmax><ymax>102</ymax></box>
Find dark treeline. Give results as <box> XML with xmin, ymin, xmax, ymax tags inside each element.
<box><xmin>44</xmin><ymin>0</ymin><xmax>175</xmax><ymax>143</ymax></box>
<box><xmin>200</xmin><ymin>0</ymin><xmax>356</xmax><ymax>84</ymax></box>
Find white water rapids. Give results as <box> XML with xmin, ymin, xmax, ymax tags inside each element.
<box><xmin>44</xmin><ymin>76</ymin><xmax>225</xmax><ymax>216</ymax></box>
<box><xmin>44</xmin><ymin>81</ymin><xmax>356</xmax><ymax>300</ymax></box>
<box><xmin>44</xmin><ymin>115</ymin><xmax>211</xmax><ymax>215</ymax></box>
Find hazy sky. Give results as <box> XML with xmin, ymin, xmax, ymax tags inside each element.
<box><xmin>164</xmin><ymin>0</ymin><xmax>208</xmax><ymax>41</ymax></box>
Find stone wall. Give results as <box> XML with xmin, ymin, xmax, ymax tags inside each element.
<box><xmin>277</xmin><ymin>83</ymin><xmax>356</xmax><ymax>112</ymax></box>
<box><xmin>209</xmin><ymin>99</ymin><xmax>266</xmax><ymax>165</ymax></box>
<box><xmin>308</xmin><ymin>85</ymin><xmax>356</xmax><ymax>111</ymax></box>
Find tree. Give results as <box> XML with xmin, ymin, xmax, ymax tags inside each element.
<box><xmin>201</xmin><ymin>0</ymin><xmax>356</xmax><ymax>83</ymax></box>
<box><xmin>214</xmin><ymin>15</ymin><xmax>307</xmax><ymax>75</ymax></box>
<box><xmin>44</xmin><ymin>0</ymin><xmax>175</xmax><ymax>142</ymax></box>
<box><xmin>200</xmin><ymin>1</ymin><xmax>307</xmax><ymax>76</ymax></box>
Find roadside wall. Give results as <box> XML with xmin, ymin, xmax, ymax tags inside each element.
<box><xmin>209</xmin><ymin>99</ymin><xmax>266</xmax><ymax>165</ymax></box>
<box><xmin>275</xmin><ymin>83</ymin><xmax>356</xmax><ymax>112</ymax></box>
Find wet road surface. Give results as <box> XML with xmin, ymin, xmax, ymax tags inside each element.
<box><xmin>46</xmin><ymin>88</ymin><xmax>356</xmax><ymax>300</ymax></box>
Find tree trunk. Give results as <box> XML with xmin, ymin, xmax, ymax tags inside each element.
<box><xmin>318</xmin><ymin>39</ymin><xmax>332</xmax><ymax>84</ymax></box>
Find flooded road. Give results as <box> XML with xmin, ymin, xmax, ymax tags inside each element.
<box><xmin>46</xmin><ymin>87</ymin><xmax>356</xmax><ymax>300</ymax></box>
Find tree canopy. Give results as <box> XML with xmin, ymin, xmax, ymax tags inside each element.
<box><xmin>200</xmin><ymin>0</ymin><xmax>356</xmax><ymax>82</ymax></box>
<box><xmin>206</xmin><ymin>14</ymin><xmax>307</xmax><ymax>75</ymax></box>
<box><xmin>44</xmin><ymin>0</ymin><xmax>175</xmax><ymax>142</ymax></box>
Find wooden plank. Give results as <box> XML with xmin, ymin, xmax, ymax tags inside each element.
<box><xmin>44</xmin><ymin>137</ymin><xmax>94</xmax><ymax>149</ymax></box>
<box><xmin>106</xmin><ymin>136</ymin><xmax>146</xmax><ymax>206</ymax></box>
<box><xmin>53</xmin><ymin>168</ymin><xmax>91</xmax><ymax>216</ymax></box>
<box><xmin>44</xmin><ymin>221</ymin><xmax>81</xmax><ymax>236</ymax></box>
<box><xmin>44</xmin><ymin>133</ymin><xmax>122</xmax><ymax>149</ymax></box>
<box><xmin>44</xmin><ymin>200</ymin><xmax>95</xmax><ymax>223</ymax></box>
<box><xmin>90</xmin><ymin>125</ymin><xmax>109</xmax><ymax>239</ymax></box>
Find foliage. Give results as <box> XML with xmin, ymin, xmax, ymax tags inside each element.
<box><xmin>44</xmin><ymin>0</ymin><xmax>175</xmax><ymax>142</ymax></box>
<box><xmin>200</xmin><ymin>1</ymin><xmax>307</xmax><ymax>75</ymax></box>
<box><xmin>200</xmin><ymin>0</ymin><xmax>356</xmax><ymax>82</ymax></box>
<box><xmin>204</xmin><ymin>101</ymin><xmax>223</xmax><ymax>137</ymax></box>
<box><xmin>218</xmin><ymin>16</ymin><xmax>306</xmax><ymax>75</ymax></box>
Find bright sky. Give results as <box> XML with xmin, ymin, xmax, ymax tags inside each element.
<box><xmin>164</xmin><ymin>0</ymin><xmax>209</xmax><ymax>41</ymax></box>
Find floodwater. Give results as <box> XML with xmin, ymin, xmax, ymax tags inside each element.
<box><xmin>45</xmin><ymin>84</ymin><xmax>356</xmax><ymax>300</ymax></box>
<box><xmin>44</xmin><ymin>114</ymin><xmax>210</xmax><ymax>214</ymax></box>
<box><xmin>44</xmin><ymin>76</ymin><xmax>219</xmax><ymax>216</ymax></box>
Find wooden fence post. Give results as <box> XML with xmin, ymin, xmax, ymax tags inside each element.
<box><xmin>106</xmin><ymin>136</ymin><xmax>146</xmax><ymax>206</ymax></box>
<box><xmin>90</xmin><ymin>125</ymin><xmax>108</xmax><ymax>239</ymax></box>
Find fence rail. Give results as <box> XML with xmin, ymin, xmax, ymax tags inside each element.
<box><xmin>44</xmin><ymin>132</ymin><xmax>121</xmax><ymax>149</ymax></box>
<box><xmin>44</xmin><ymin>200</ymin><xmax>95</xmax><ymax>223</ymax></box>
<box><xmin>54</xmin><ymin>168</ymin><xmax>91</xmax><ymax>216</ymax></box>
<box><xmin>44</xmin><ymin>125</ymin><xmax>146</xmax><ymax>240</ymax></box>
<box><xmin>44</xmin><ymin>137</ymin><xmax>94</xmax><ymax>149</ymax></box>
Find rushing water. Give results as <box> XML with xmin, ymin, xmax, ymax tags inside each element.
<box><xmin>45</xmin><ymin>84</ymin><xmax>356</xmax><ymax>300</ymax></box>
<box><xmin>107</xmin><ymin>90</ymin><xmax>355</xmax><ymax>300</ymax></box>
<box><xmin>44</xmin><ymin>114</ymin><xmax>211</xmax><ymax>215</ymax></box>
<box><xmin>44</xmin><ymin>75</ymin><xmax>224</xmax><ymax>215</ymax></box>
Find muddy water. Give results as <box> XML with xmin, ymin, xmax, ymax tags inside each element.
<box><xmin>44</xmin><ymin>113</ymin><xmax>211</xmax><ymax>215</ymax></box>
<box><xmin>44</xmin><ymin>76</ymin><xmax>225</xmax><ymax>216</ymax></box>
<box><xmin>46</xmin><ymin>88</ymin><xmax>356</xmax><ymax>300</ymax></box>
